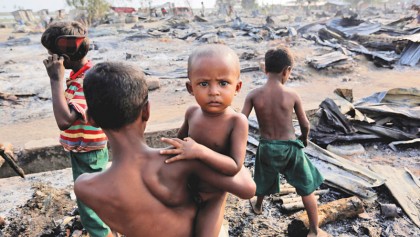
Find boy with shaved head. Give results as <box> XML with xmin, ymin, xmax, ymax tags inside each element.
<box><xmin>161</xmin><ymin>44</ymin><xmax>248</xmax><ymax>236</ymax></box>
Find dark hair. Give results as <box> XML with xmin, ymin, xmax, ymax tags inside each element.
<box><xmin>41</xmin><ymin>21</ymin><xmax>89</xmax><ymax>61</ymax></box>
<box><xmin>264</xmin><ymin>46</ymin><xmax>294</xmax><ymax>73</ymax></box>
<box><xmin>84</xmin><ymin>62</ymin><xmax>148</xmax><ymax>130</ymax></box>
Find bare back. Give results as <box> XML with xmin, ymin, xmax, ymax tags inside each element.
<box><xmin>74</xmin><ymin>145</ymin><xmax>254</xmax><ymax>237</ymax></box>
<box><xmin>75</xmin><ymin>150</ymin><xmax>197</xmax><ymax>237</ymax></box>
<box><xmin>244</xmin><ymin>80</ymin><xmax>305</xmax><ymax>140</ymax></box>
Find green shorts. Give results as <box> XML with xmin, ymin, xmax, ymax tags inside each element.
<box><xmin>69</xmin><ymin>148</ymin><xmax>111</xmax><ymax>237</ymax></box>
<box><xmin>254</xmin><ymin>139</ymin><xmax>324</xmax><ymax>196</ymax></box>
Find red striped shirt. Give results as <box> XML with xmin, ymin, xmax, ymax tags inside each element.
<box><xmin>60</xmin><ymin>61</ymin><xmax>108</xmax><ymax>152</ymax></box>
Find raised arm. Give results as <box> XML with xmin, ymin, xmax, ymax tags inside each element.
<box><xmin>43</xmin><ymin>54</ymin><xmax>78</xmax><ymax>130</ymax></box>
<box><xmin>294</xmin><ymin>92</ymin><xmax>310</xmax><ymax>146</ymax></box>
<box><xmin>191</xmin><ymin>162</ymin><xmax>256</xmax><ymax>199</ymax></box>
<box><xmin>161</xmin><ymin>114</ymin><xmax>248</xmax><ymax>176</ymax></box>
<box><xmin>241</xmin><ymin>92</ymin><xmax>254</xmax><ymax>118</ymax></box>
<box><xmin>194</xmin><ymin>114</ymin><xmax>248</xmax><ymax>175</ymax></box>
<box><xmin>177</xmin><ymin>109</ymin><xmax>190</xmax><ymax>139</ymax></box>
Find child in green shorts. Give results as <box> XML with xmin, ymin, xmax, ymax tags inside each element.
<box><xmin>242</xmin><ymin>46</ymin><xmax>329</xmax><ymax>237</ymax></box>
<box><xmin>41</xmin><ymin>21</ymin><xmax>112</xmax><ymax>237</ymax></box>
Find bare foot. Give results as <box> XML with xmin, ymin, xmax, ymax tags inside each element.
<box><xmin>249</xmin><ymin>197</ymin><xmax>262</xmax><ymax>215</ymax></box>
<box><xmin>307</xmin><ymin>228</ymin><xmax>330</xmax><ymax>237</ymax></box>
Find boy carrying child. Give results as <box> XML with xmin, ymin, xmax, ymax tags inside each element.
<box><xmin>160</xmin><ymin>44</ymin><xmax>248</xmax><ymax>237</ymax></box>
<box><xmin>74</xmin><ymin>61</ymin><xmax>256</xmax><ymax>237</ymax></box>
<box><xmin>241</xmin><ymin>46</ymin><xmax>329</xmax><ymax>237</ymax></box>
<box><xmin>41</xmin><ymin>21</ymin><xmax>111</xmax><ymax>237</ymax></box>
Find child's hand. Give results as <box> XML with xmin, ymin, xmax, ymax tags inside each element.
<box><xmin>43</xmin><ymin>54</ymin><xmax>65</xmax><ymax>81</ymax></box>
<box><xmin>298</xmin><ymin>136</ymin><xmax>308</xmax><ymax>147</ymax></box>
<box><xmin>160</xmin><ymin>137</ymin><xmax>201</xmax><ymax>163</ymax></box>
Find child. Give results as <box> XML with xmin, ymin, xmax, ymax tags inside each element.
<box><xmin>74</xmin><ymin>61</ymin><xmax>256</xmax><ymax>237</ymax></box>
<box><xmin>41</xmin><ymin>21</ymin><xmax>111</xmax><ymax>237</ymax></box>
<box><xmin>160</xmin><ymin>44</ymin><xmax>248</xmax><ymax>237</ymax></box>
<box><xmin>241</xmin><ymin>46</ymin><xmax>328</xmax><ymax>237</ymax></box>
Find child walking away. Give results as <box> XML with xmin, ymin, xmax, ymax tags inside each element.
<box><xmin>160</xmin><ymin>44</ymin><xmax>249</xmax><ymax>237</ymax></box>
<box><xmin>242</xmin><ymin>46</ymin><xmax>329</xmax><ymax>237</ymax></box>
<box><xmin>41</xmin><ymin>21</ymin><xmax>112</xmax><ymax>237</ymax></box>
<box><xmin>74</xmin><ymin>61</ymin><xmax>255</xmax><ymax>237</ymax></box>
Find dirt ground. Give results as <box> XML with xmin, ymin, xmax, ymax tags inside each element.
<box><xmin>1</xmin><ymin>17</ymin><xmax>420</xmax><ymax>146</ymax></box>
<box><xmin>0</xmin><ymin>7</ymin><xmax>419</xmax><ymax>237</ymax></box>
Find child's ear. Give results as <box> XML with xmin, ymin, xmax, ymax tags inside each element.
<box><xmin>281</xmin><ymin>66</ymin><xmax>291</xmax><ymax>77</ymax></box>
<box><xmin>259</xmin><ymin>61</ymin><xmax>266</xmax><ymax>73</ymax></box>
<box><xmin>141</xmin><ymin>101</ymin><xmax>150</xmax><ymax>122</ymax></box>
<box><xmin>235</xmin><ymin>80</ymin><xmax>242</xmax><ymax>95</ymax></box>
<box><xmin>186</xmin><ymin>81</ymin><xmax>194</xmax><ymax>95</ymax></box>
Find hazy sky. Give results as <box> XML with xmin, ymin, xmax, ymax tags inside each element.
<box><xmin>0</xmin><ymin>0</ymin><xmax>286</xmax><ymax>12</ymax></box>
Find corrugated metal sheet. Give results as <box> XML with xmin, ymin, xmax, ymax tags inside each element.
<box><xmin>308</xmin><ymin>51</ymin><xmax>349</xmax><ymax>69</ymax></box>
<box><xmin>399</xmin><ymin>42</ymin><xmax>420</xmax><ymax>66</ymax></box>
<box><xmin>326</xmin><ymin>17</ymin><xmax>382</xmax><ymax>38</ymax></box>
<box><xmin>370</xmin><ymin>165</ymin><xmax>420</xmax><ymax>228</ymax></box>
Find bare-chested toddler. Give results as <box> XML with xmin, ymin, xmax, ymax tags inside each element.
<box><xmin>161</xmin><ymin>44</ymin><xmax>248</xmax><ymax>237</ymax></box>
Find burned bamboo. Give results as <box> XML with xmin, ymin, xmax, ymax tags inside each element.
<box><xmin>281</xmin><ymin>196</ymin><xmax>320</xmax><ymax>212</ymax></box>
<box><xmin>313</xmin><ymin>189</ymin><xmax>330</xmax><ymax>196</ymax></box>
<box><xmin>288</xmin><ymin>196</ymin><xmax>364</xmax><ymax>236</ymax></box>
<box><xmin>272</xmin><ymin>189</ymin><xmax>328</xmax><ymax>203</ymax></box>
<box><xmin>281</xmin><ymin>196</ymin><xmax>302</xmax><ymax>204</ymax></box>
<box><xmin>283</xmin><ymin>202</ymin><xmax>305</xmax><ymax>212</ymax></box>
<box><xmin>281</xmin><ymin>183</ymin><xmax>294</xmax><ymax>189</ymax></box>
<box><xmin>0</xmin><ymin>144</ymin><xmax>25</xmax><ymax>178</ymax></box>
<box><xmin>279</xmin><ymin>187</ymin><xmax>296</xmax><ymax>195</ymax></box>
<box><xmin>282</xmin><ymin>195</ymin><xmax>320</xmax><ymax>205</ymax></box>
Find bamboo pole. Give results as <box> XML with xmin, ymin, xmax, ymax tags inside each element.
<box><xmin>282</xmin><ymin>195</ymin><xmax>320</xmax><ymax>205</ymax></box>
<box><xmin>279</xmin><ymin>187</ymin><xmax>296</xmax><ymax>195</ymax></box>
<box><xmin>272</xmin><ymin>189</ymin><xmax>329</xmax><ymax>202</ymax></box>
<box><xmin>281</xmin><ymin>196</ymin><xmax>320</xmax><ymax>212</ymax></box>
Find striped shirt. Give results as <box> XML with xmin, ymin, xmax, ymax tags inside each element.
<box><xmin>59</xmin><ymin>61</ymin><xmax>108</xmax><ymax>152</ymax></box>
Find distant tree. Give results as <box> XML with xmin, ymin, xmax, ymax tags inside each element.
<box><xmin>66</xmin><ymin>0</ymin><xmax>110</xmax><ymax>25</ymax></box>
<box><xmin>241</xmin><ymin>0</ymin><xmax>257</xmax><ymax>10</ymax></box>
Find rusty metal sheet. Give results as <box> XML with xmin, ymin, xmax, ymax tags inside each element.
<box><xmin>307</xmin><ymin>51</ymin><xmax>349</xmax><ymax>69</ymax></box>
<box><xmin>399</xmin><ymin>42</ymin><xmax>420</xmax><ymax>66</ymax></box>
<box><xmin>303</xmin><ymin>141</ymin><xmax>385</xmax><ymax>200</ymax></box>
<box><xmin>354</xmin><ymin>88</ymin><xmax>420</xmax><ymax>120</ymax></box>
<box><xmin>370</xmin><ymin>165</ymin><xmax>420</xmax><ymax>228</ymax></box>
<box><xmin>326</xmin><ymin>17</ymin><xmax>382</xmax><ymax>38</ymax></box>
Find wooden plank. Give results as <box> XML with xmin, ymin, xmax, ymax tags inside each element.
<box><xmin>288</xmin><ymin>196</ymin><xmax>364</xmax><ymax>236</ymax></box>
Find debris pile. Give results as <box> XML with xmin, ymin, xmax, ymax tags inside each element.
<box><xmin>223</xmin><ymin>113</ymin><xmax>419</xmax><ymax>236</ymax></box>
<box><xmin>0</xmin><ymin>3</ymin><xmax>419</xmax><ymax>237</ymax></box>
<box><xmin>1</xmin><ymin>183</ymin><xmax>83</xmax><ymax>237</ymax></box>
<box><xmin>301</xmin><ymin>14</ymin><xmax>420</xmax><ymax>68</ymax></box>
<box><xmin>310</xmin><ymin>88</ymin><xmax>420</xmax><ymax>150</ymax></box>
